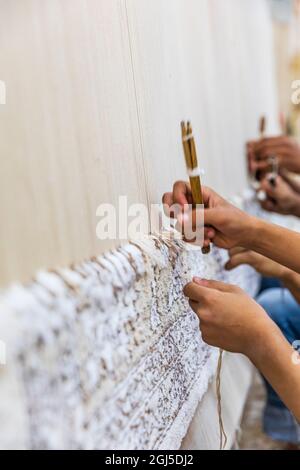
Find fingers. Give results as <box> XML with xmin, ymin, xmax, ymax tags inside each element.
<box><xmin>279</xmin><ymin>169</ymin><xmax>300</xmax><ymax>193</ymax></box>
<box><xmin>184</xmin><ymin>279</ymin><xmax>239</xmax><ymax>324</ymax></box>
<box><xmin>162</xmin><ymin>181</ymin><xmax>192</xmax><ymax>218</ymax></box>
<box><xmin>163</xmin><ymin>183</ymin><xmax>222</xmax><ymax>212</ymax></box>
<box><xmin>204</xmin><ymin>226</ymin><xmax>216</xmax><ymax>240</ymax></box>
<box><xmin>225</xmin><ymin>252</ymin><xmax>251</xmax><ymax>270</ymax></box>
<box><xmin>162</xmin><ymin>192</ymin><xmax>174</xmax><ymax>217</ymax></box>
<box><xmin>193</xmin><ymin>277</ymin><xmax>237</xmax><ymax>292</ymax></box>
<box><xmin>173</xmin><ymin>181</ymin><xmax>192</xmax><ymax>206</ymax></box>
<box><xmin>251</xmin><ymin>160</ymin><xmax>270</xmax><ymax>172</ymax></box>
<box><xmin>176</xmin><ymin>209</ymin><xmax>216</xmax><ymax>246</ymax></box>
<box><xmin>260</xmin><ymin>199</ymin><xmax>277</xmax><ymax>212</ymax></box>
<box><xmin>178</xmin><ymin>209</ymin><xmax>218</xmax><ymax>234</ymax></box>
<box><xmin>260</xmin><ymin>177</ymin><xmax>277</xmax><ymax>198</ymax></box>
<box><xmin>256</xmin><ymin>147</ymin><xmax>287</xmax><ymax>162</ymax></box>
<box><xmin>228</xmin><ymin>247</ymin><xmax>247</xmax><ymax>257</ymax></box>
<box><xmin>246</xmin><ymin>140</ymin><xmax>256</xmax><ymax>149</ymax></box>
<box><xmin>162</xmin><ymin>192</ymin><xmax>173</xmax><ymax>206</ymax></box>
<box><xmin>184</xmin><ymin>278</ymin><xmax>236</xmax><ymax>302</ymax></box>
<box><xmin>254</xmin><ymin>136</ymin><xmax>288</xmax><ymax>153</ymax></box>
<box><xmin>183</xmin><ymin>281</ymin><xmax>211</xmax><ymax>302</ymax></box>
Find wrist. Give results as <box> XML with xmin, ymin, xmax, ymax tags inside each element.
<box><xmin>245</xmin><ymin>316</ymin><xmax>286</xmax><ymax>366</ymax></box>
<box><xmin>242</xmin><ymin>216</ymin><xmax>264</xmax><ymax>250</ymax></box>
<box><xmin>281</xmin><ymin>268</ymin><xmax>300</xmax><ymax>294</ymax></box>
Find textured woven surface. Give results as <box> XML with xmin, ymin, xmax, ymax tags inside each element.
<box><xmin>0</xmin><ymin>234</ymin><xmax>259</xmax><ymax>450</ymax></box>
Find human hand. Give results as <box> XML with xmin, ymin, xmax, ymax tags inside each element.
<box><xmin>162</xmin><ymin>181</ymin><xmax>256</xmax><ymax>249</ymax></box>
<box><xmin>258</xmin><ymin>175</ymin><xmax>300</xmax><ymax>216</ymax></box>
<box><xmin>225</xmin><ymin>247</ymin><xmax>287</xmax><ymax>279</ymax></box>
<box><xmin>279</xmin><ymin>168</ymin><xmax>300</xmax><ymax>195</ymax></box>
<box><xmin>184</xmin><ymin>278</ymin><xmax>279</xmax><ymax>356</ymax></box>
<box><xmin>248</xmin><ymin>136</ymin><xmax>300</xmax><ymax>175</ymax></box>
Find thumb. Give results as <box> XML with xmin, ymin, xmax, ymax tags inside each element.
<box><xmin>193</xmin><ymin>277</ymin><xmax>236</xmax><ymax>293</ymax></box>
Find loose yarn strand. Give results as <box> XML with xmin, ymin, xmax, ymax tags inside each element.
<box><xmin>216</xmin><ymin>349</ymin><xmax>227</xmax><ymax>450</ymax></box>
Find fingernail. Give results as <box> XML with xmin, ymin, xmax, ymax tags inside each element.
<box><xmin>193</xmin><ymin>277</ymin><xmax>208</xmax><ymax>286</ymax></box>
<box><xmin>208</xmin><ymin>230</ymin><xmax>214</xmax><ymax>238</ymax></box>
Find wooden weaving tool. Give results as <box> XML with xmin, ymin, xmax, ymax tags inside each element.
<box><xmin>181</xmin><ymin>121</ymin><xmax>210</xmax><ymax>254</ymax></box>
<box><xmin>259</xmin><ymin>115</ymin><xmax>266</xmax><ymax>139</ymax></box>
<box><xmin>256</xmin><ymin>116</ymin><xmax>279</xmax><ymax>196</ymax></box>
<box><xmin>181</xmin><ymin>121</ymin><xmax>226</xmax><ymax>448</ymax></box>
<box><xmin>255</xmin><ymin>116</ymin><xmax>266</xmax><ymax>182</ymax></box>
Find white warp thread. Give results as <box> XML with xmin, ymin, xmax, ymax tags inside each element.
<box><xmin>187</xmin><ymin>168</ymin><xmax>205</xmax><ymax>178</ymax></box>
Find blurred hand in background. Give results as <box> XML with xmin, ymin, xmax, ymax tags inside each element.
<box><xmin>247</xmin><ymin>136</ymin><xmax>300</xmax><ymax>175</ymax></box>
<box><xmin>257</xmin><ymin>173</ymin><xmax>300</xmax><ymax>217</ymax></box>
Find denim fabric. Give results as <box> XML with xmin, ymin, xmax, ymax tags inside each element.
<box><xmin>258</xmin><ymin>277</ymin><xmax>282</xmax><ymax>294</ymax></box>
<box><xmin>257</xmin><ymin>285</ymin><xmax>300</xmax><ymax>443</ymax></box>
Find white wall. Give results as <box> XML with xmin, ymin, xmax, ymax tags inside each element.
<box><xmin>0</xmin><ymin>0</ymin><xmax>279</xmax><ymax>285</ymax></box>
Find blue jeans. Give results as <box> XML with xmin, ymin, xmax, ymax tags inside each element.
<box><xmin>257</xmin><ymin>284</ymin><xmax>300</xmax><ymax>444</ymax></box>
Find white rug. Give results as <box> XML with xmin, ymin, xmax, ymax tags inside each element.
<box><xmin>0</xmin><ymin>226</ymin><xmax>260</xmax><ymax>449</ymax></box>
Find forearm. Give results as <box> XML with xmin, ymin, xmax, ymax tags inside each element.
<box><xmin>289</xmin><ymin>193</ymin><xmax>300</xmax><ymax>218</ymax></box>
<box><xmin>281</xmin><ymin>269</ymin><xmax>300</xmax><ymax>304</ymax></box>
<box><xmin>248</xmin><ymin>326</ymin><xmax>300</xmax><ymax>423</ymax></box>
<box><xmin>246</xmin><ymin>218</ymin><xmax>300</xmax><ymax>274</ymax></box>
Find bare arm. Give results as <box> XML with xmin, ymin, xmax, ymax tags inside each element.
<box><xmin>184</xmin><ymin>278</ymin><xmax>300</xmax><ymax>422</ymax></box>
<box><xmin>226</xmin><ymin>247</ymin><xmax>300</xmax><ymax>304</ymax></box>
<box><xmin>248</xmin><ymin>218</ymin><xmax>300</xmax><ymax>274</ymax></box>
<box><xmin>249</xmin><ymin>327</ymin><xmax>300</xmax><ymax>422</ymax></box>
<box><xmin>163</xmin><ymin>183</ymin><xmax>300</xmax><ymax>421</ymax></box>
<box><xmin>282</xmin><ymin>269</ymin><xmax>300</xmax><ymax>304</ymax></box>
<box><xmin>163</xmin><ymin>181</ymin><xmax>300</xmax><ymax>274</ymax></box>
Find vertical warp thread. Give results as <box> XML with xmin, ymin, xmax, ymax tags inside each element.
<box><xmin>216</xmin><ymin>349</ymin><xmax>227</xmax><ymax>450</ymax></box>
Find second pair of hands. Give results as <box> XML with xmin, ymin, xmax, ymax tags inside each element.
<box><xmin>162</xmin><ymin>181</ymin><xmax>289</xmax><ymax>358</ymax></box>
<box><xmin>256</xmin><ymin>170</ymin><xmax>300</xmax><ymax>217</ymax></box>
<box><xmin>247</xmin><ymin>135</ymin><xmax>300</xmax><ymax>216</ymax></box>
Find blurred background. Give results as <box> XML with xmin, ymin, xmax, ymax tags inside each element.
<box><xmin>0</xmin><ymin>0</ymin><xmax>298</xmax><ymax>287</ymax></box>
<box><xmin>0</xmin><ymin>0</ymin><xmax>300</xmax><ymax>450</ymax></box>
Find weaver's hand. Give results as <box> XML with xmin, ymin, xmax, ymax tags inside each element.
<box><xmin>225</xmin><ymin>247</ymin><xmax>287</xmax><ymax>279</ymax></box>
<box><xmin>248</xmin><ymin>136</ymin><xmax>300</xmax><ymax>174</ymax></box>
<box><xmin>280</xmin><ymin>168</ymin><xmax>300</xmax><ymax>194</ymax></box>
<box><xmin>162</xmin><ymin>181</ymin><xmax>255</xmax><ymax>249</ymax></box>
<box><xmin>258</xmin><ymin>175</ymin><xmax>300</xmax><ymax>217</ymax></box>
<box><xmin>184</xmin><ymin>278</ymin><xmax>278</xmax><ymax>355</ymax></box>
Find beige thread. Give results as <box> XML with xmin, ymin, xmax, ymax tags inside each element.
<box><xmin>216</xmin><ymin>349</ymin><xmax>228</xmax><ymax>450</ymax></box>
